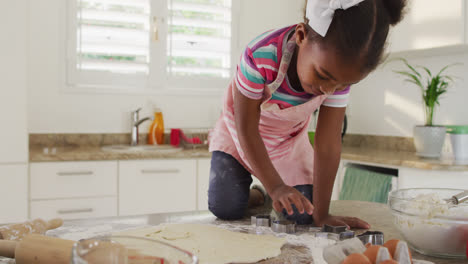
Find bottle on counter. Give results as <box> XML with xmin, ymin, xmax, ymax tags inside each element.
<box><xmin>148</xmin><ymin>109</ymin><xmax>164</xmax><ymax>145</ymax></box>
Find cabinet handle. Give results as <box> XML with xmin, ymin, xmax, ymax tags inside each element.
<box><xmin>57</xmin><ymin>208</ymin><xmax>94</xmax><ymax>214</ymax></box>
<box><xmin>57</xmin><ymin>171</ymin><xmax>94</xmax><ymax>176</ymax></box>
<box><xmin>141</xmin><ymin>169</ymin><xmax>180</xmax><ymax>174</ymax></box>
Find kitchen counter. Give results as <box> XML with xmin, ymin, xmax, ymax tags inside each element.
<box><xmin>29</xmin><ymin>145</ymin><xmax>211</xmax><ymax>162</ymax></box>
<box><xmin>29</xmin><ymin>145</ymin><xmax>468</xmax><ymax>171</ymax></box>
<box><xmin>341</xmin><ymin>147</ymin><xmax>468</xmax><ymax>171</ymax></box>
<box><xmin>0</xmin><ymin>200</ymin><xmax>461</xmax><ymax>264</ymax></box>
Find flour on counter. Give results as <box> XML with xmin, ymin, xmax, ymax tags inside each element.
<box><xmin>216</xmin><ymin>223</ymin><xmax>335</xmax><ymax>264</ymax></box>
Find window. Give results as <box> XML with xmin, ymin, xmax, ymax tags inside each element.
<box><xmin>67</xmin><ymin>0</ymin><xmax>235</xmax><ymax>91</ymax></box>
<box><xmin>167</xmin><ymin>0</ymin><xmax>232</xmax><ymax>78</ymax></box>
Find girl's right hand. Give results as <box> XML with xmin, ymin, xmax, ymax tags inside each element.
<box><xmin>270</xmin><ymin>184</ymin><xmax>314</xmax><ymax>215</ymax></box>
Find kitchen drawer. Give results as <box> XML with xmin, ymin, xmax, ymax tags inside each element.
<box><xmin>119</xmin><ymin>159</ymin><xmax>197</xmax><ymax>216</ymax></box>
<box><xmin>30</xmin><ymin>197</ymin><xmax>117</xmax><ymax>220</ymax></box>
<box><xmin>398</xmin><ymin>168</ymin><xmax>468</xmax><ymax>189</ymax></box>
<box><xmin>30</xmin><ymin>161</ymin><xmax>117</xmax><ymax>199</ymax></box>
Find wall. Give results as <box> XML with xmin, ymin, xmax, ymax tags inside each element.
<box><xmin>347</xmin><ymin>51</ymin><xmax>468</xmax><ymax>137</ymax></box>
<box><xmin>27</xmin><ymin>0</ymin><xmax>305</xmax><ymax>134</ymax></box>
<box><xmin>0</xmin><ymin>0</ymin><xmax>28</xmax><ymax>162</ymax></box>
<box><xmin>27</xmin><ymin>0</ymin><xmax>467</xmax><ymax>137</ymax></box>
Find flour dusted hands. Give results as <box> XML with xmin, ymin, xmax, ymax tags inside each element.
<box><xmin>270</xmin><ymin>184</ymin><xmax>314</xmax><ymax>215</ymax></box>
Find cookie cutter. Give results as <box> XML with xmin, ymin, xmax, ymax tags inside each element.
<box><xmin>271</xmin><ymin>220</ymin><xmax>296</xmax><ymax>234</ymax></box>
<box><xmin>311</xmin><ymin>224</ymin><xmax>355</xmax><ymax>241</ymax></box>
<box><xmin>251</xmin><ymin>215</ymin><xmax>271</xmax><ymax>227</ymax></box>
<box><xmin>357</xmin><ymin>231</ymin><xmax>384</xmax><ymax>245</ymax></box>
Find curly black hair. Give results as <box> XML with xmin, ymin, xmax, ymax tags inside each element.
<box><xmin>303</xmin><ymin>0</ymin><xmax>407</xmax><ymax>72</ymax></box>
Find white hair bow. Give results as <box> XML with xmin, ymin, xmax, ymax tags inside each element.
<box><xmin>306</xmin><ymin>0</ymin><xmax>365</xmax><ymax>37</ymax></box>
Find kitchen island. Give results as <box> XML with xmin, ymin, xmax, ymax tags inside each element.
<box><xmin>1</xmin><ymin>200</ymin><xmax>463</xmax><ymax>264</ymax></box>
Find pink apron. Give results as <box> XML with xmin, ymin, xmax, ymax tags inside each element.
<box><xmin>209</xmin><ymin>36</ymin><xmax>327</xmax><ymax>186</ymax></box>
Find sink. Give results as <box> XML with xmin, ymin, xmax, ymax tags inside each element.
<box><xmin>101</xmin><ymin>144</ymin><xmax>182</xmax><ymax>153</ymax></box>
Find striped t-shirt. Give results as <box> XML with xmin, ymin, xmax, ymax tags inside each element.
<box><xmin>235</xmin><ymin>25</ymin><xmax>350</xmax><ymax>109</ymax></box>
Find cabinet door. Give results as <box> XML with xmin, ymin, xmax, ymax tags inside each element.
<box><xmin>30</xmin><ymin>161</ymin><xmax>118</xmax><ymax>200</ymax></box>
<box><xmin>30</xmin><ymin>197</ymin><xmax>117</xmax><ymax>220</ymax></box>
<box><xmin>389</xmin><ymin>0</ymin><xmax>465</xmax><ymax>53</ymax></box>
<box><xmin>197</xmin><ymin>159</ymin><xmax>210</xmax><ymax>211</ymax></box>
<box><xmin>331</xmin><ymin>161</ymin><xmax>346</xmax><ymax>201</ymax></box>
<box><xmin>398</xmin><ymin>168</ymin><xmax>468</xmax><ymax>189</ymax></box>
<box><xmin>0</xmin><ymin>165</ymin><xmax>28</xmax><ymax>224</ymax></box>
<box><xmin>119</xmin><ymin>160</ymin><xmax>197</xmax><ymax>216</ymax></box>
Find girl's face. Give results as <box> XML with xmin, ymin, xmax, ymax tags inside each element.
<box><xmin>295</xmin><ymin>24</ymin><xmax>368</xmax><ymax>95</ymax></box>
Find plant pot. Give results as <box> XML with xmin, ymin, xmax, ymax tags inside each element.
<box><xmin>413</xmin><ymin>126</ymin><xmax>446</xmax><ymax>158</ymax></box>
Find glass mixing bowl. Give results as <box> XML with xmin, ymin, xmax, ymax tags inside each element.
<box><xmin>71</xmin><ymin>235</ymin><xmax>198</xmax><ymax>264</ymax></box>
<box><xmin>388</xmin><ymin>188</ymin><xmax>468</xmax><ymax>259</ymax></box>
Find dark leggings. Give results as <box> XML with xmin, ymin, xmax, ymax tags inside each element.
<box><xmin>208</xmin><ymin>151</ymin><xmax>314</xmax><ymax>224</ymax></box>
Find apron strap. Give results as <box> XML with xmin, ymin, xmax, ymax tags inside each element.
<box><xmin>265</xmin><ymin>37</ymin><xmax>297</xmax><ymax>94</ymax></box>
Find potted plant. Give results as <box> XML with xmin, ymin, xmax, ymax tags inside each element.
<box><xmin>394</xmin><ymin>59</ymin><xmax>457</xmax><ymax>158</ymax></box>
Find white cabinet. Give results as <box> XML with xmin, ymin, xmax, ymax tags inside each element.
<box><xmin>30</xmin><ymin>197</ymin><xmax>117</xmax><ymax>220</ymax></box>
<box><xmin>331</xmin><ymin>161</ymin><xmax>346</xmax><ymax>201</ymax></box>
<box><xmin>119</xmin><ymin>160</ymin><xmax>197</xmax><ymax>216</ymax></box>
<box><xmin>398</xmin><ymin>168</ymin><xmax>468</xmax><ymax>189</ymax></box>
<box><xmin>30</xmin><ymin>161</ymin><xmax>118</xmax><ymax>199</ymax></box>
<box><xmin>0</xmin><ymin>165</ymin><xmax>28</xmax><ymax>224</ymax></box>
<box><xmin>197</xmin><ymin>159</ymin><xmax>210</xmax><ymax>211</ymax></box>
<box><xmin>0</xmin><ymin>0</ymin><xmax>28</xmax><ymax>223</ymax></box>
<box><xmin>389</xmin><ymin>0</ymin><xmax>466</xmax><ymax>53</ymax></box>
<box><xmin>29</xmin><ymin>161</ymin><xmax>118</xmax><ymax>220</ymax></box>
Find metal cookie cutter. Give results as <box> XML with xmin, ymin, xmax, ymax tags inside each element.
<box><xmin>315</xmin><ymin>224</ymin><xmax>355</xmax><ymax>241</ymax></box>
<box><xmin>271</xmin><ymin>220</ymin><xmax>296</xmax><ymax>234</ymax></box>
<box><xmin>251</xmin><ymin>215</ymin><xmax>271</xmax><ymax>227</ymax></box>
<box><xmin>357</xmin><ymin>231</ymin><xmax>384</xmax><ymax>245</ymax></box>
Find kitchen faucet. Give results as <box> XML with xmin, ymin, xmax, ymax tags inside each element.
<box><xmin>131</xmin><ymin>108</ymin><xmax>153</xmax><ymax>146</ymax></box>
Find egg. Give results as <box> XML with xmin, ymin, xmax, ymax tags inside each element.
<box><xmin>383</xmin><ymin>239</ymin><xmax>400</xmax><ymax>257</ymax></box>
<box><xmin>342</xmin><ymin>253</ymin><xmax>372</xmax><ymax>264</ymax></box>
<box><xmin>363</xmin><ymin>245</ymin><xmax>381</xmax><ymax>263</ymax></box>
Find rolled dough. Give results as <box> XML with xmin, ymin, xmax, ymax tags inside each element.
<box><xmin>116</xmin><ymin>223</ymin><xmax>286</xmax><ymax>264</ymax></box>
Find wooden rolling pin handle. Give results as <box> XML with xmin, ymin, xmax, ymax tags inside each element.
<box><xmin>47</xmin><ymin>218</ymin><xmax>64</xmax><ymax>230</ymax></box>
<box><xmin>0</xmin><ymin>240</ymin><xmax>17</xmax><ymax>258</ymax></box>
<box><xmin>15</xmin><ymin>234</ymin><xmax>75</xmax><ymax>264</ymax></box>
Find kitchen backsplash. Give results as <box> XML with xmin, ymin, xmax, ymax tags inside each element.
<box><xmin>342</xmin><ymin>134</ymin><xmax>416</xmax><ymax>152</ymax></box>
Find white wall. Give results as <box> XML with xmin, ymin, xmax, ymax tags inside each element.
<box><xmin>27</xmin><ymin>0</ymin><xmax>305</xmax><ymax>134</ymax></box>
<box><xmin>28</xmin><ymin>0</ymin><xmax>468</xmax><ymax>138</ymax></box>
<box><xmin>0</xmin><ymin>0</ymin><xmax>28</xmax><ymax>162</ymax></box>
<box><xmin>348</xmin><ymin>51</ymin><xmax>468</xmax><ymax>137</ymax></box>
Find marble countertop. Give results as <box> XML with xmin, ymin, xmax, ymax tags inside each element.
<box><xmin>341</xmin><ymin>147</ymin><xmax>468</xmax><ymax>171</ymax></box>
<box><xmin>29</xmin><ymin>145</ymin><xmax>211</xmax><ymax>162</ymax></box>
<box><xmin>29</xmin><ymin>145</ymin><xmax>468</xmax><ymax>171</ymax></box>
<box><xmin>1</xmin><ymin>201</ymin><xmax>462</xmax><ymax>264</ymax></box>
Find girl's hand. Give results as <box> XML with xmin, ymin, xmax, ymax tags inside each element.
<box><xmin>270</xmin><ymin>184</ymin><xmax>314</xmax><ymax>215</ymax></box>
<box><xmin>314</xmin><ymin>214</ymin><xmax>370</xmax><ymax>230</ymax></box>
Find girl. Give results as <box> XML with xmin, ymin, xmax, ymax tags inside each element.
<box><xmin>208</xmin><ymin>0</ymin><xmax>406</xmax><ymax>227</ymax></box>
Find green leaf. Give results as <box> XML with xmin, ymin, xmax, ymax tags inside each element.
<box><xmin>398</xmin><ymin>58</ymin><xmax>421</xmax><ymax>77</ymax></box>
<box><xmin>419</xmin><ymin>66</ymin><xmax>433</xmax><ymax>78</ymax></box>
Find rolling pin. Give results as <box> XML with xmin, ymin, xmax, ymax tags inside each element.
<box><xmin>0</xmin><ymin>234</ymin><xmax>166</xmax><ymax>264</ymax></box>
<box><xmin>0</xmin><ymin>234</ymin><xmax>75</xmax><ymax>263</ymax></box>
<box><xmin>0</xmin><ymin>218</ymin><xmax>63</xmax><ymax>241</ymax></box>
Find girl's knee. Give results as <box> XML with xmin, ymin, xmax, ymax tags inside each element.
<box><xmin>208</xmin><ymin>188</ymin><xmax>248</xmax><ymax>220</ymax></box>
<box><xmin>208</xmin><ymin>203</ymin><xmax>245</xmax><ymax>220</ymax></box>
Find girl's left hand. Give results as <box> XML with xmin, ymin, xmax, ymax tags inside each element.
<box><xmin>314</xmin><ymin>214</ymin><xmax>370</xmax><ymax>230</ymax></box>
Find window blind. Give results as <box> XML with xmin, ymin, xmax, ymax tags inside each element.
<box><xmin>167</xmin><ymin>0</ymin><xmax>232</xmax><ymax>78</ymax></box>
<box><xmin>76</xmin><ymin>0</ymin><xmax>150</xmax><ymax>74</ymax></box>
